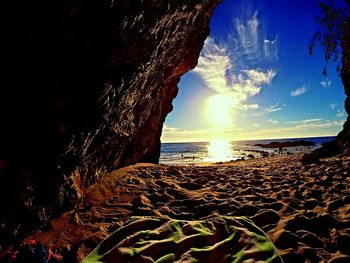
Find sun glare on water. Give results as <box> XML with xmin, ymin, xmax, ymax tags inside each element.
<box><xmin>207</xmin><ymin>139</ymin><xmax>233</xmax><ymax>161</ymax></box>
<box><xmin>205</xmin><ymin>93</ymin><xmax>235</xmax><ymax>161</ymax></box>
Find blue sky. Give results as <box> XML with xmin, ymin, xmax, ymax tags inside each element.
<box><xmin>161</xmin><ymin>0</ymin><xmax>347</xmax><ymax>142</ymax></box>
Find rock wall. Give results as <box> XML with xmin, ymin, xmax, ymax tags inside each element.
<box><xmin>0</xmin><ymin>0</ymin><xmax>221</xmax><ymax>246</ymax></box>
<box><xmin>315</xmin><ymin>10</ymin><xmax>350</xmax><ymax>158</ymax></box>
<box><xmin>337</xmin><ymin>16</ymin><xmax>350</xmax><ymax>154</ymax></box>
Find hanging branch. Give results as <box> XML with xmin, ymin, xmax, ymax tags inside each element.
<box><xmin>309</xmin><ymin>0</ymin><xmax>349</xmax><ymax>75</ymax></box>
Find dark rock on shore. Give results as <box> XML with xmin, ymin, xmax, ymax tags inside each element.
<box><xmin>255</xmin><ymin>140</ymin><xmax>315</xmax><ymax>148</ymax></box>
<box><xmin>301</xmin><ymin>153</ymin><xmax>320</xmax><ymax>165</ymax></box>
<box><xmin>314</xmin><ymin>139</ymin><xmax>342</xmax><ymax>158</ymax></box>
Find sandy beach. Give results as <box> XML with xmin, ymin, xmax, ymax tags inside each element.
<box><xmin>10</xmin><ymin>153</ymin><xmax>349</xmax><ymax>262</ymax></box>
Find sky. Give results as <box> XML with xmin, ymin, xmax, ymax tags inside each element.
<box><xmin>161</xmin><ymin>0</ymin><xmax>348</xmax><ymax>142</ymax></box>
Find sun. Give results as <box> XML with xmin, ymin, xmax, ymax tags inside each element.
<box><xmin>206</xmin><ymin>93</ymin><xmax>234</xmax><ymax>128</ymax></box>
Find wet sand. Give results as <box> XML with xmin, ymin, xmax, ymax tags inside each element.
<box><xmin>12</xmin><ymin>153</ymin><xmax>350</xmax><ymax>262</ymax></box>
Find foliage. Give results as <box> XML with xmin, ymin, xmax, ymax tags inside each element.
<box><xmin>309</xmin><ymin>0</ymin><xmax>349</xmax><ymax>75</ymax></box>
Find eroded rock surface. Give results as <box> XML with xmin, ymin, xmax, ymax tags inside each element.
<box><xmin>0</xmin><ymin>0</ymin><xmax>221</xmax><ymax>246</ymax></box>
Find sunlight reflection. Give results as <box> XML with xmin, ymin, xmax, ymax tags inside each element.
<box><xmin>207</xmin><ymin>139</ymin><xmax>233</xmax><ymax>161</ymax></box>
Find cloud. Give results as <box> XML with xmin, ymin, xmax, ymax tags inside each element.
<box><xmin>243</xmin><ymin>69</ymin><xmax>276</xmax><ymax>84</ymax></box>
<box><xmin>263</xmin><ymin>36</ymin><xmax>278</xmax><ymax>60</ymax></box>
<box><xmin>284</xmin><ymin>119</ymin><xmax>345</xmax><ymax>130</ymax></box>
<box><xmin>291</xmin><ymin>85</ymin><xmax>308</xmax><ymax>97</ymax></box>
<box><xmin>329</xmin><ymin>103</ymin><xmax>337</xmax><ymax>110</ymax></box>
<box><xmin>336</xmin><ymin>110</ymin><xmax>346</xmax><ymax>118</ymax></box>
<box><xmin>161</xmin><ymin>125</ymin><xmax>242</xmax><ymax>142</ymax></box>
<box><xmin>268</xmin><ymin>119</ymin><xmax>278</xmax><ymax>124</ymax></box>
<box><xmin>320</xmin><ymin>78</ymin><xmax>331</xmax><ymax>88</ymax></box>
<box><xmin>236</xmin><ymin>120</ymin><xmax>344</xmax><ymax>140</ymax></box>
<box><xmin>162</xmin><ymin>119</ymin><xmax>345</xmax><ymax>142</ymax></box>
<box><xmin>286</xmin><ymin>118</ymin><xmax>323</xmax><ymax>125</ymax></box>
<box><xmin>265</xmin><ymin>103</ymin><xmax>283</xmax><ymax>113</ymax></box>
<box><xmin>194</xmin><ymin>37</ymin><xmax>231</xmax><ymax>95</ymax></box>
<box><xmin>161</xmin><ymin>125</ymin><xmax>209</xmax><ymax>142</ymax></box>
<box><xmin>235</xmin><ymin>11</ymin><xmax>259</xmax><ymax>53</ymax></box>
<box><xmin>231</xmin><ymin>69</ymin><xmax>276</xmax><ymax>103</ymax></box>
<box><xmin>241</xmin><ymin>104</ymin><xmax>259</xmax><ymax>110</ymax></box>
<box><xmin>231</xmin><ymin>11</ymin><xmax>278</xmax><ymax>64</ymax></box>
<box><xmin>194</xmin><ymin>37</ymin><xmax>276</xmax><ymax>111</ymax></box>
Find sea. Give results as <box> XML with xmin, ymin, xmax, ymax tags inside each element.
<box><xmin>160</xmin><ymin>136</ymin><xmax>336</xmax><ymax>164</ymax></box>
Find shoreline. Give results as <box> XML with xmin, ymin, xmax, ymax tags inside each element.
<box><xmin>159</xmin><ymin>136</ymin><xmax>337</xmax><ymax>165</ymax></box>
<box><xmin>160</xmin><ymin>145</ymin><xmax>318</xmax><ymax>166</ymax></box>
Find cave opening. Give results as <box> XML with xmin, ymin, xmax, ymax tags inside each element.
<box><xmin>1</xmin><ymin>0</ymin><xmax>349</xmax><ymax>253</ymax></box>
<box><xmin>160</xmin><ymin>0</ymin><xmax>348</xmax><ymax>164</ymax></box>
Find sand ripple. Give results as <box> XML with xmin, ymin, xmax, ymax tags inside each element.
<box><xmin>23</xmin><ymin>154</ymin><xmax>350</xmax><ymax>262</ymax></box>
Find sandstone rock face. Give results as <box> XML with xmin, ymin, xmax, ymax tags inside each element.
<box><xmin>0</xmin><ymin>0</ymin><xmax>221</xmax><ymax>245</ymax></box>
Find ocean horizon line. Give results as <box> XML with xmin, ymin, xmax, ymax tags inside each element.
<box><xmin>161</xmin><ymin>134</ymin><xmax>337</xmax><ymax>144</ymax></box>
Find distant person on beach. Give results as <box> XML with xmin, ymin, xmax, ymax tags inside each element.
<box><xmin>181</xmin><ymin>153</ymin><xmax>183</xmax><ymax>158</ymax></box>
<box><xmin>278</xmin><ymin>145</ymin><xmax>283</xmax><ymax>154</ymax></box>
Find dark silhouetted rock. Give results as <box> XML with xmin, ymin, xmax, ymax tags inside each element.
<box><xmin>261</xmin><ymin>151</ymin><xmax>269</xmax><ymax>157</ymax></box>
<box><xmin>255</xmin><ymin>140</ymin><xmax>315</xmax><ymax>148</ymax></box>
<box><xmin>337</xmin><ymin>16</ymin><xmax>350</xmax><ymax>155</ymax></box>
<box><xmin>0</xmin><ymin>0</ymin><xmax>221</xmax><ymax>247</ymax></box>
<box><xmin>301</xmin><ymin>153</ymin><xmax>319</xmax><ymax>165</ymax></box>
<box><xmin>314</xmin><ymin>139</ymin><xmax>342</xmax><ymax>158</ymax></box>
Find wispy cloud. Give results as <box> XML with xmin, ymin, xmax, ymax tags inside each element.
<box><xmin>265</xmin><ymin>102</ymin><xmax>283</xmax><ymax>113</ymax></box>
<box><xmin>241</xmin><ymin>104</ymin><xmax>259</xmax><ymax>110</ymax></box>
<box><xmin>161</xmin><ymin>125</ymin><xmax>243</xmax><ymax>142</ymax></box>
<box><xmin>288</xmin><ymin>120</ymin><xmax>344</xmax><ymax>128</ymax></box>
<box><xmin>291</xmin><ymin>85</ymin><xmax>308</xmax><ymax>97</ymax></box>
<box><xmin>252</xmin><ymin>123</ymin><xmax>260</xmax><ymax>127</ymax></box>
<box><xmin>320</xmin><ymin>78</ymin><xmax>331</xmax><ymax>88</ymax></box>
<box><xmin>161</xmin><ymin>125</ymin><xmax>209</xmax><ymax>142</ymax></box>
<box><xmin>329</xmin><ymin>103</ymin><xmax>337</xmax><ymax>110</ymax></box>
<box><xmin>263</xmin><ymin>37</ymin><xmax>278</xmax><ymax>60</ymax></box>
<box><xmin>237</xmin><ymin>120</ymin><xmax>344</xmax><ymax>140</ymax></box>
<box><xmin>194</xmin><ymin>37</ymin><xmax>276</xmax><ymax>111</ymax></box>
<box><xmin>287</xmin><ymin>118</ymin><xmax>322</xmax><ymax>125</ymax></box>
<box><xmin>336</xmin><ymin>110</ymin><xmax>345</xmax><ymax>118</ymax></box>
<box><xmin>231</xmin><ymin>11</ymin><xmax>278</xmax><ymax>64</ymax></box>
<box><xmin>268</xmin><ymin>118</ymin><xmax>278</xmax><ymax>124</ymax></box>
<box><xmin>235</xmin><ymin>11</ymin><xmax>259</xmax><ymax>54</ymax></box>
